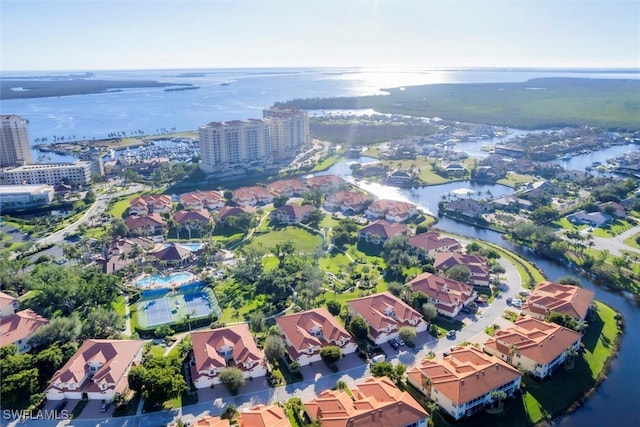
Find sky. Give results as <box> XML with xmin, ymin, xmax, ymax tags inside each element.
<box><xmin>1</xmin><ymin>0</ymin><xmax>639</xmax><ymax>71</ymax></box>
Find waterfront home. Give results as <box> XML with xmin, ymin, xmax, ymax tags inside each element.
<box><xmin>266</xmin><ymin>178</ymin><xmax>307</xmax><ymax>197</ymax></box>
<box><xmin>444</xmin><ymin>198</ymin><xmax>490</xmax><ymax>218</ymax></box>
<box><xmin>406</xmin><ymin>273</ymin><xmax>476</xmax><ymax>318</ymax></box>
<box><xmin>271</xmin><ymin>203</ymin><xmax>314</xmax><ymax>224</ymax></box>
<box><xmin>0</xmin><ymin>291</ymin><xmax>19</xmax><ymax>318</ymax></box>
<box><xmin>516</xmin><ymin>180</ymin><xmax>555</xmax><ymax>198</ymax></box>
<box><xmin>324</xmin><ymin>190</ymin><xmax>372</xmax><ymax>214</ymax></box>
<box><xmin>365</xmin><ymin>199</ymin><xmax>418</xmax><ymax>222</ymax></box>
<box><xmin>434</xmin><ymin>252</ymin><xmax>491</xmax><ymax>287</ymax></box>
<box><xmin>306</xmin><ymin>174</ymin><xmax>346</xmax><ymax>192</ymax></box>
<box><xmin>125</xmin><ymin>213</ymin><xmax>165</xmax><ymax>236</ymax></box>
<box><xmin>358</xmin><ymin>220</ymin><xmax>411</xmax><ymax>245</ymax></box>
<box><xmin>305</xmin><ymin>376</ymin><xmax>429</xmax><ymax>427</ymax></box>
<box><xmin>384</xmin><ymin>169</ymin><xmax>414</xmax><ymax>185</ymax></box>
<box><xmin>129</xmin><ymin>194</ymin><xmax>173</xmax><ymax>215</ymax></box>
<box><xmin>599</xmin><ymin>201</ymin><xmax>625</xmax><ymax>218</ymax></box>
<box><xmin>0</xmin><ymin>309</ymin><xmax>49</xmax><ymax>353</ymax></box>
<box><xmin>190</xmin><ymin>324</ymin><xmax>266</xmax><ymax>389</ymax></box>
<box><xmin>444</xmin><ymin>162</ymin><xmax>468</xmax><ymax>174</ymax></box>
<box><xmin>566</xmin><ymin>210</ymin><xmax>611</xmax><ymax>228</ymax></box>
<box><xmin>179</xmin><ymin>190</ymin><xmax>225</xmax><ymax>210</ymax></box>
<box><xmin>406</xmin><ymin>346</ymin><xmax>522</xmax><ymax>420</ymax></box>
<box><xmin>276</xmin><ymin>308</ymin><xmax>356</xmax><ymax>366</ymax></box>
<box><xmin>408</xmin><ymin>232</ymin><xmax>462</xmax><ymax>261</ymax></box>
<box><xmin>483</xmin><ymin>316</ymin><xmax>582</xmax><ymax>379</ymax></box>
<box><xmin>347</xmin><ymin>292</ymin><xmax>427</xmax><ymax>345</ymax></box>
<box><xmin>46</xmin><ymin>339</ymin><xmax>143</xmax><ymax>401</ymax></box>
<box><xmin>217</xmin><ymin>205</ymin><xmax>255</xmax><ymax>224</ymax></box>
<box><xmin>521</xmin><ymin>281</ymin><xmax>594</xmax><ymax>322</ymax></box>
<box><xmin>492</xmin><ymin>195</ymin><xmax>533</xmax><ymax>211</ymax></box>
<box><xmin>232</xmin><ymin>186</ymin><xmax>273</xmax><ymax>206</ymax></box>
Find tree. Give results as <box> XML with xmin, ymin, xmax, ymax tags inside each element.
<box><xmin>349</xmin><ymin>316</ymin><xmax>369</xmax><ymax>340</ymax></box>
<box><xmin>29</xmin><ymin>316</ymin><xmax>83</xmax><ymax>348</ymax></box>
<box><xmin>154</xmin><ymin>324</ymin><xmax>175</xmax><ymax>339</ymax></box>
<box><xmin>326</xmin><ymin>300</ymin><xmax>342</xmax><ymax>316</ymax></box>
<box><xmin>445</xmin><ymin>265</ymin><xmax>471</xmax><ymax>283</ymax></box>
<box><xmin>398</xmin><ymin>326</ymin><xmax>417</xmax><ymax>344</ymax></box>
<box><xmin>370</xmin><ymin>361</ymin><xmax>406</xmax><ymax>384</ymax></box>
<box><xmin>303</xmin><ymin>188</ymin><xmax>323</xmax><ymax>208</ymax></box>
<box><xmin>305</xmin><ymin>209</ymin><xmax>325</xmax><ymax>228</ymax></box>
<box><xmin>84</xmin><ymin>190</ymin><xmax>97</xmax><ymax>204</ymax></box>
<box><xmin>249</xmin><ymin>311</ymin><xmax>266</xmax><ymax>333</ymax></box>
<box><xmin>82</xmin><ymin>307</ymin><xmax>124</xmax><ymax>338</ymax></box>
<box><xmin>320</xmin><ymin>346</ymin><xmax>342</xmax><ymax>364</ymax></box>
<box><xmin>220</xmin><ymin>367</ymin><xmax>245</xmax><ymax>394</ymax></box>
<box><xmin>421</xmin><ymin>302</ymin><xmax>438</xmax><ymax>321</ymax></box>
<box><xmin>273</xmin><ymin>194</ymin><xmax>289</xmax><ymax>208</ymax></box>
<box><xmin>490</xmin><ymin>390</ymin><xmax>507</xmax><ymax>409</ymax></box>
<box><xmin>557</xmin><ymin>276</ymin><xmax>582</xmax><ymax>287</ymax></box>
<box><xmin>33</xmin><ymin>344</ymin><xmax>64</xmax><ymax>386</ymax></box>
<box><xmin>264</xmin><ymin>335</ymin><xmax>286</xmax><ymax>363</ymax></box>
<box><xmin>387</xmin><ymin>281</ymin><xmax>403</xmax><ymax>297</ymax></box>
<box><xmin>128</xmin><ymin>365</ymin><xmax>147</xmax><ymax>392</ymax></box>
<box><xmin>110</xmin><ymin>218</ymin><xmax>129</xmax><ymax>238</ymax></box>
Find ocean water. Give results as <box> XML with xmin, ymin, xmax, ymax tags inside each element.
<box><xmin>2</xmin><ymin>67</ymin><xmax>638</xmax><ymax>156</ymax></box>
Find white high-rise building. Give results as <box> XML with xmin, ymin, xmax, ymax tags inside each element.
<box><xmin>199</xmin><ymin>108</ymin><xmax>308</xmax><ymax>173</ymax></box>
<box><xmin>1</xmin><ymin>115</ymin><xmax>32</xmax><ymax>167</ymax></box>
<box><xmin>0</xmin><ymin>161</ymin><xmax>92</xmax><ymax>186</ymax></box>
<box><xmin>263</xmin><ymin>107</ymin><xmax>309</xmax><ymax>160</ymax></box>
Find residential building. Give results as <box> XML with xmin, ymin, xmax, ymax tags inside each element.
<box><xmin>179</xmin><ymin>190</ymin><xmax>225</xmax><ymax>210</ymax></box>
<box><xmin>173</xmin><ymin>209</ymin><xmax>212</xmax><ymax>234</ymax></box>
<box><xmin>190</xmin><ymin>416</ymin><xmax>230</xmax><ymax>427</ymax></box>
<box><xmin>406</xmin><ymin>346</ymin><xmax>522</xmax><ymax>420</ymax></box>
<box><xmin>408</xmin><ymin>232</ymin><xmax>462</xmax><ymax>260</ymax></box>
<box><xmin>347</xmin><ymin>292</ymin><xmax>426</xmax><ymax>344</ymax></box>
<box><xmin>129</xmin><ymin>194</ymin><xmax>173</xmax><ymax>215</ymax></box>
<box><xmin>305</xmin><ymin>376</ymin><xmax>429</xmax><ymax>427</ymax></box>
<box><xmin>599</xmin><ymin>201</ymin><xmax>625</xmax><ymax>218</ymax></box>
<box><xmin>97</xmin><ymin>237</ymin><xmax>155</xmax><ymax>274</ymax></box>
<box><xmin>521</xmin><ymin>281</ymin><xmax>595</xmax><ymax>322</ymax></box>
<box><xmin>0</xmin><ymin>161</ymin><xmax>93</xmax><ymax>186</ymax></box>
<box><xmin>324</xmin><ymin>190</ymin><xmax>371</xmax><ymax>214</ymax></box>
<box><xmin>0</xmin><ymin>309</ymin><xmax>49</xmax><ymax>353</ymax></box>
<box><xmin>365</xmin><ymin>199</ymin><xmax>418</xmax><ymax>222</ymax></box>
<box><xmin>192</xmin><ymin>405</ymin><xmax>291</xmax><ymax>427</ymax></box>
<box><xmin>263</xmin><ymin>107</ymin><xmax>309</xmax><ymax>160</ymax></box>
<box><xmin>266</xmin><ymin>178</ymin><xmax>307</xmax><ymax>197</ymax></box>
<box><xmin>0</xmin><ymin>291</ymin><xmax>19</xmax><ymax>318</ymax></box>
<box><xmin>232</xmin><ymin>186</ymin><xmax>273</xmax><ymax>206</ymax></box>
<box><xmin>384</xmin><ymin>169</ymin><xmax>414</xmax><ymax>186</ymax></box>
<box><xmin>483</xmin><ymin>316</ymin><xmax>582</xmax><ymax>379</ymax></box>
<box><xmin>443</xmin><ymin>199</ymin><xmax>490</xmax><ymax>218</ymax></box>
<box><xmin>358</xmin><ymin>220</ymin><xmax>411</xmax><ymax>245</ymax></box>
<box><xmin>306</xmin><ymin>174</ymin><xmax>345</xmax><ymax>192</ymax></box>
<box><xmin>271</xmin><ymin>203</ymin><xmax>314</xmax><ymax>224</ymax></box>
<box><xmin>190</xmin><ymin>324</ymin><xmax>266</xmax><ymax>389</ymax></box>
<box><xmin>492</xmin><ymin>195</ymin><xmax>533</xmax><ymax>211</ymax></box>
<box><xmin>0</xmin><ymin>114</ymin><xmax>32</xmax><ymax>167</ymax></box>
<box><xmin>218</xmin><ymin>205</ymin><xmax>255</xmax><ymax>223</ymax></box>
<box><xmin>434</xmin><ymin>252</ymin><xmax>491</xmax><ymax>287</ymax></box>
<box><xmin>406</xmin><ymin>273</ymin><xmax>476</xmax><ymax>318</ymax></box>
<box><xmin>46</xmin><ymin>339</ymin><xmax>143</xmax><ymax>401</ymax></box>
<box><xmin>276</xmin><ymin>308</ymin><xmax>356</xmax><ymax>366</ymax></box>
<box><xmin>124</xmin><ymin>213</ymin><xmax>165</xmax><ymax>236</ymax></box>
<box><xmin>0</xmin><ymin>184</ymin><xmax>55</xmax><ymax>210</ymax></box>
<box><xmin>199</xmin><ymin>119</ymin><xmax>272</xmax><ymax>172</ymax></box>
<box><xmin>151</xmin><ymin>243</ymin><xmax>195</xmax><ymax>267</ymax></box>
<box><xmin>566</xmin><ymin>210</ymin><xmax>611</xmax><ymax>228</ymax></box>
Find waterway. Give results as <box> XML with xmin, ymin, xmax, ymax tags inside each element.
<box><xmin>320</xmin><ymin>156</ymin><xmax>640</xmax><ymax>426</ymax></box>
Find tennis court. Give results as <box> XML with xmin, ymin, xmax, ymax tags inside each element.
<box><xmin>184</xmin><ymin>292</ymin><xmax>212</xmax><ymax>317</ymax></box>
<box><xmin>143</xmin><ymin>297</ymin><xmax>173</xmax><ymax>327</ymax></box>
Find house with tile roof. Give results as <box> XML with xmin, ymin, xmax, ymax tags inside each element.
<box><xmin>483</xmin><ymin>316</ymin><xmax>582</xmax><ymax>379</ymax></box>
<box><xmin>443</xmin><ymin>199</ymin><xmax>490</xmax><ymax>218</ymax></box>
<box><xmin>0</xmin><ymin>291</ymin><xmax>19</xmax><ymax>318</ymax></box>
<box><xmin>365</xmin><ymin>199</ymin><xmax>418</xmax><ymax>222</ymax></box>
<box><xmin>324</xmin><ymin>190</ymin><xmax>372</xmax><ymax>214</ymax></box>
<box><xmin>306</xmin><ymin>174</ymin><xmax>346</xmax><ymax>192</ymax></box>
<box><xmin>174</xmin><ymin>209</ymin><xmax>213</xmax><ymax>236</ymax></box>
<box><xmin>190</xmin><ymin>324</ymin><xmax>266</xmax><ymax>389</ymax></box>
<box><xmin>46</xmin><ymin>339</ymin><xmax>143</xmax><ymax>401</ymax></box>
<box><xmin>406</xmin><ymin>273</ymin><xmax>476</xmax><ymax>318</ymax></box>
<box><xmin>129</xmin><ymin>195</ymin><xmax>173</xmax><ymax>216</ymax></box>
<box><xmin>271</xmin><ymin>203</ymin><xmax>315</xmax><ymax>224</ymax></box>
<box><xmin>232</xmin><ymin>186</ymin><xmax>273</xmax><ymax>206</ymax></box>
<box><xmin>190</xmin><ymin>405</ymin><xmax>291</xmax><ymax>427</ymax></box>
<box><xmin>124</xmin><ymin>213</ymin><xmax>165</xmax><ymax>237</ymax></box>
<box><xmin>97</xmin><ymin>237</ymin><xmax>155</xmax><ymax>274</ymax></box>
<box><xmin>275</xmin><ymin>308</ymin><xmax>356</xmax><ymax>366</ymax></box>
<box><xmin>408</xmin><ymin>232</ymin><xmax>462</xmax><ymax>261</ymax></box>
<box><xmin>0</xmin><ymin>309</ymin><xmax>49</xmax><ymax>353</ymax></box>
<box><xmin>434</xmin><ymin>252</ymin><xmax>491</xmax><ymax>287</ymax></box>
<box><xmin>218</xmin><ymin>205</ymin><xmax>255</xmax><ymax>224</ymax></box>
<box><xmin>180</xmin><ymin>190</ymin><xmax>225</xmax><ymax>210</ymax></box>
<box><xmin>151</xmin><ymin>243</ymin><xmax>195</xmax><ymax>267</ymax></box>
<box><xmin>521</xmin><ymin>281</ymin><xmax>595</xmax><ymax>322</ymax></box>
<box><xmin>347</xmin><ymin>292</ymin><xmax>427</xmax><ymax>345</ymax></box>
<box><xmin>305</xmin><ymin>376</ymin><xmax>429</xmax><ymax>427</ymax></box>
<box><xmin>358</xmin><ymin>220</ymin><xmax>411</xmax><ymax>245</ymax></box>
<box><xmin>267</xmin><ymin>178</ymin><xmax>307</xmax><ymax>197</ymax></box>
<box><xmin>189</xmin><ymin>416</ymin><xmax>230</xmax><ymax>427</ymax></box>
<box><xmin>406</xmin><ymin>346</ymin><xmax>522</xmax><ymax>420</ymax></box>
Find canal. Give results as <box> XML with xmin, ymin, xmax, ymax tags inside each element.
<box><xmin>319</xmin><ymin>152</ymin><xmax>640</xmax><ymax>426</ymax></box>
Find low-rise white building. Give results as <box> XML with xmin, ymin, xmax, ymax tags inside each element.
<box><xmin>1</xmin><ymin>161</ymin><xmax>93</xmax><ymax>186</ymax></box>
<box><xmin>0</xmin><ymin>184</ymin><xmax>55</xmax><ymax>210</ymax></box>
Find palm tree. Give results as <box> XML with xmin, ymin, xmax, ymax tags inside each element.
<box><xmin>422</xmin><ymin>376</ymin><xmax>433</xmax><ymax>398</ymax></box>
<box><xmin>565</xmin><ymin>346</ymin><xmax>579</xmax><ymax>369</ymax></box>
<box><xmin>489</xmin><ymin>390</ymin><xmax>507</xmax><ymax>410</ymax></box>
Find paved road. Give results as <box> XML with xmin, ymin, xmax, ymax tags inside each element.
<box><xmin>587</xmin><ymin>225</ymin><xmax>640</xmax><ymax>257</ymax></box>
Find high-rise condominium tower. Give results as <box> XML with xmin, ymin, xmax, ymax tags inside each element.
<box><xmin>1</xmin><ymin>115</ymin><xmax>32</xmax><ymax>168</ymax></box>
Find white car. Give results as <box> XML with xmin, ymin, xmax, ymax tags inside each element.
<box><xmin>512</xmin><ymin>298</ymin><xmax>523</xmax><ymax>308</ymax></box>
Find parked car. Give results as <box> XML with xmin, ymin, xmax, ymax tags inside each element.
<box><xmin>460</xmin><ymin>306</ymin><xmax>472</xmax><ymax>314</ymax></box>
<box><xmin>100</xmin><ymin>401</ymin><xmax>110</xmax><ymax>412</ymax></box>
<box><xmin>446</xmin><ymin>330</ymin><xmax>456</xmax><ymax>339</ymax></box>
<box><xmin>55</xmin><ymin>258</ymin><xmax>68</xmax><ymax>265</ymax></box>
<box><xmin>54</xmin><ymin>399</ymin><xmax>67</xmax><ymax>411</ymax></box>
<box><xmin>512</xmin><ymin>298</ymin><xmax>523</xmax><ymax>308</ymax></box>
<box><xmin>389</xmin><ymin>339</ymin><xmax>400</xmax><ymax>349</ymax></box>
<box><xmin>506</xmin><ymin>297</ymin><xmax>513</xmax><ymax>305</ymax></box>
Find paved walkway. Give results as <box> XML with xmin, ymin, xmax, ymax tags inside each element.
<box><xmin>588</xmin><ymin>224</ymin><xmax>640</xmax><ymax>256</ymax></box>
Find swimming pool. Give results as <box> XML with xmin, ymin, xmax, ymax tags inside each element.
<box><xmin>135</xmin><ymin>271</ymin><xmax>195</xmax><ymax>288</ymax></box>
<box><xmin>160</xmin><ymin>243</ymin><xmax>203</xmax><ymax>252</ymax></box>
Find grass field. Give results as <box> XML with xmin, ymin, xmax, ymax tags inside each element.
<box><xmin>247</xmin><ymin>226</ymin><xmax>323</xmax><ymax>254</ymax></box>
<box><xmin>109</xmin><ymin>192</ymin><xmax>144</xmax><ymax>218</ymax></box>
<box><xmin>497</xmin><ymin>172</ymin><xmax>537</xmax><ymax>188</ymax></box>
<box><xmin>622</xmin><ymin>232</ymin><xmax>640</xmax><ymax>249</ymax></box>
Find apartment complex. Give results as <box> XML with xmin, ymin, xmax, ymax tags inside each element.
<box><xmin>0</xmin><ymin>161</ymin><xmax>93</xmax><ymax>186</ymax></box>
<box><xmin>0</xmin><ymin>115</ymin><xmax>32</xmax><ymax>167</ymax></box>
<box><xmin>199</xmin><ymin>108</ymin><xmax>308</xmax><ymax>172</ymax></box>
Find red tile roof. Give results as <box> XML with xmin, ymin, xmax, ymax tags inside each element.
<box><xmin>274</xmin><ymin>203</ymin><xmax>314</xmax><ymax>219</ymax></box>
<box><xmin>0</xmin><ymin>309</ymin><xmax>49</xmax><ymax>346</ymax></box>
<box><xmin>192</xmin><ymin>416</ymin><xmax>231</xmax><ymax>427</ymax></box>
<box><xmin>124</xmin><ymin>213</ymin><xmax>164</xmax><ymax>230</ymax></box>
<box><xmin>0</xmin><ymin>291</ymin><xmax>18</xmax><ymax>310</ymax></box>
<box><xmin>276</xmin><ymin>308</ymin><xmax>352</xmax><ymax>356</ymax></box>
<box><xmin>434</xmin><ymin>252</ymin><xmax>490</xmax><ymax>282</ymax></box>
<box><xmin>218</xmin><ymin>205</ymin><xmax>255</xmax><ymax>222</ymax></box>
<box><xmin>174</xmin><ymin>208</ymin><xmax>212</xmax><ymax>224</ymax></box>
<box><xmin>239</xmin><ymin>404</ymin><xmax>291</xmax><ymax>427</ymax></box>
<box><xmin>306</xmin><ymin>175</ymin><xmax>345</xmax><ymax>189</ymax></box>
<box><xmin>191</xmin><ymin>324</ymin><xmax>264</xmax><ymax>374</ymax></box>
<box><xmin>359</xmin><ymin>220</ymin><xmax>410</xmax><ymax>240</ymax></box>
<box><xmin>347</xmin><ymin>292</ymin><xmax>422</xmax><ymax>336</ymax></box>
<box><xmin>407</xmin><ymin>273</ymin><xmax>475</xmax><ymax>312</ymax></box>
<box><xmin>367</xmin><ymin>199</ymin><xmax>416</xmax><ymax>216</ymax></box>
<box><xmin>267</xmin><ymin>178</ymin><xmax>307</xmax><ymax>196</ymax></box>
<box><xmin>305</xmin><ymin>376</ymin><xmax>428</xmax><ymax>427</ymax></box>
<box><xmin>521</xmin><ymin>281</ymin><xmax>594</xmax><ymax>320</ymax></box>
<box><xmin>408</xmin><ymin>232</ymin><xmax>461</xmax><ymax>254</ymax></box>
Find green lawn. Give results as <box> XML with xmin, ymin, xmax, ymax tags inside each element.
<box><xmin>590</xmin><ymin>219</ymin><xmax>634</xmax><ymax>238</ymax></box>
<box><xmin>497</xmin><ymin>172</ymin><xmax>537</xmax><ymax>188</ymax></box>
<box><xmin>622</xmin><ymin>231</ymin><xmax>640</xmax><ymax>249</ymax></box>
<box><xmin>311</xmin><ymin>156</ymin><xmax>339</xmax><ymax>172</ymax></box>
<box><xmin>109</xmin><ymin>193</ymin><xmax>143</xmax><ymax>218</ymax></box>
<box><xmin>149</xmin><ymin>344</ymin><xmax>166</xmax><ymax>358</ymax></box>
<box><xmin>246</xmin><ymin>226</ymin><xmax>323</xmax><ymax>254</ymax></box>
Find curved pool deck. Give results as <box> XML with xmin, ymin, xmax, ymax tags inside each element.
<box><xmin>135</xmin><ymin>271</ymin><xmax>195</xmax><ymax>288</ymax></box>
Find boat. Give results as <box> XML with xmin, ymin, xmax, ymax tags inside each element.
<box><xmin>220</xmin><ymin>82</ymin><xmax>231</xmax><ymax>86</ymax></box>
<box><xmin>560</xmin><ymin>153</ymin><xmax>572</xmax><ymax>160</ymax></box>
<box><xmin>164</xmin><ymin>86</ymin><xmax>200</xmax><ymax>92</ymax></box>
